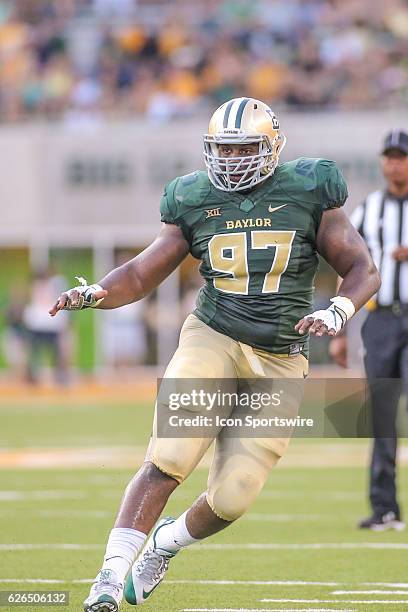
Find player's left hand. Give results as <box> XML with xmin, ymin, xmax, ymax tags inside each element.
<box><xmin>295</xmin><ymin>296</ymin><xmax>354</xmax><ymax>338</ymax></box>
<box><xmin>295</xmin><ymin>313</ymin><xmax>338</xmax><ymax>337</ymax></box>
<box><xmin>295</xmin><ymin>307</ymin><xmax>345</xmax><ymax>337</ymax></box>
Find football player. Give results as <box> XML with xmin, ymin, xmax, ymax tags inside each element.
<box><xmin>49</xmin><ymin>98</ymin><xmax>380</xmax><ymax>612</ymax></box>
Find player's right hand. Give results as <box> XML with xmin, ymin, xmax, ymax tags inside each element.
<box><xmin>392</xmin><ymin>246</ymin><xmax>408</xmax><ymax>262</ymax></box>
<box><xmin>329</xmin><ymin>335</ymin><xmax>347</xmax><ymax>368</ymax></box>
<box><xmin>49</xmin><ymin>277</ymin><xmax>108</xmax><ymax>316</ymax></box>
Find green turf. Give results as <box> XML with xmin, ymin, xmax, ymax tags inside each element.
<box><xmin>1</xmin><ymin>400</ymin><xmax>408</xmax><ymax>612</ymax></box>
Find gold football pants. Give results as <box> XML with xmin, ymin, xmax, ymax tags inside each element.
<box><xmin>145</xmin><ymin>314</ymin><xmax>308</xmax><ymax>521</ymax></box>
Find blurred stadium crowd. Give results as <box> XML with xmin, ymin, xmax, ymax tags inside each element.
<box><xmin>0</xmin><ymin>0</ymin><xmax>407</xmax><ymax>123</ymax></box>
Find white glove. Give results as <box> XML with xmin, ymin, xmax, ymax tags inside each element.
<box><xmin>304</xmin><ymin>296</ymin><xmax>356</xmax><ymax>334</ymax></box>
<box><xmin>61</xmin><ymin>276</ymin><xmax>105</xmax><ymax>311</ymax></box>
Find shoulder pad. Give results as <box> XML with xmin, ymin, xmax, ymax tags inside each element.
<box><xmin>278</xmin><ymin>158</ymin><xmax>348</xmax><ymax>210</ymax></box>
<box><xmin>173</xmin><ymin>171</ymin><xmax>212</xmax><ymax>207</ymax></box>
<box><xmin>314</xmin><ymin>159</ymin><xmax>348</xmax><ymax>209</ymax></box>
<box><xmin>293</xmin><ymin>157</ymin><xmax>324</xmax><ymax>190</ymax></box>
<box><xmin>275</xmin><ymin>157</ymin><xmax>320</xmax><ymax>191</ymax></box>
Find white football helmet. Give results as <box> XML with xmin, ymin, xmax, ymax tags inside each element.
<box><xmin>203</xmin><ymin>97</ymin><xmax>286</xmax><ymax>192</ymax></box>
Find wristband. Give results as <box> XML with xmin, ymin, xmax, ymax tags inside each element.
<box><xmin>330</xmin><ymin>296</ymin><xmax>356</xmax><ymax>323</ymax></box>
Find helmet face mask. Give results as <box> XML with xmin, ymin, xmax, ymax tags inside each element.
<box><xmin>203</xmin><ymin>98</ymin><xmax>286</xmax><ymax>192</ymax></box>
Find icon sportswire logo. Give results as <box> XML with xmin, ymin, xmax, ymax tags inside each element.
<box><xmin>268</xmin><ymin>204</ymin><xmax>287</xmax><ymax>213</ymax></box>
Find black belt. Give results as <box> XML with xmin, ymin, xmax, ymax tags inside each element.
<box><xmin>374</xmin><ymin>302</ymin><xmax>408</xmax><ymax>316</ymax></box>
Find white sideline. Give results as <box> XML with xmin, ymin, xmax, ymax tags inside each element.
<box><xmin>182</xmin><ymin>609</ymin><xmax>357</xmax><ymax>612</ymax></box>
<box><xmin>170</xmin><ymin>580</ymin><xmax>342</xmax><ymax>586</ymax></box>
<box><xmin>259</xmin><ymin>491</ymin><xmax>361</xmax><ymax>500</ymax></box>
<box><xmin>0</xmin><ymin>510</ymin><xmax>109</xmax><ymax>518</ymax></box>
<box><xmin>197</xmin><ymin>543</ymin><xmax>408</xmax><ymax>550</ymax></box>
<box><xmin>3</xmin><ymin>542</ymin><xmax>408</xmax><ymax>551</ymax></box>
<box><xmin>0</xmin><ymin>490</ymin><xmax>86</xmax><ymax>501</ymax></box>
<box><xmin>169</xmin><ymin>580</ymin><xmax>408</xmax><ymax>588</ymax></box>
<box><xmin>245</xmin><ymin>513</ymin><xmax>332</xmax><ymax>522</ymax></box>
<box><xmin>333</xmin><ymin>590</ymin><xmax>408</xmax><ymax>595</ymax></box>
<box><xmin>0</xmin><ymin>578</ymin><xmax>407</xmax><ymax>589</ymax></box>
<box><xmin>0</xmin><ymin>508</ymin><xmax>358</xmax><ymax>522</ymax></box>
<box><xmin>261</xmin><ymin>599</ymin><xmax>408</xmax><ymax>605</ymax></box>
<box><xmin>358</xmin><ymin>583</ymin><xmax>408</xmax><ymax>588</ymax></box>
<box><xmin>0</xmin><ymin>579</ymin><xmax>68</xmax><ymax>584</ymax></box>
<box><xmin>0</xmin><ymin>544</ymin><xmax>102</xmax><ymax>551</ymax></box>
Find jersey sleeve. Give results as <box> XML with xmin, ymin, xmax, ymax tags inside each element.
<box><xmin>316</xmin><ymin>160</ymin><xmax>349</xmax><ymax>210</ymax></box>
<box><xmin>159</xmin><ymin>178</ymin><xmax>179</xmax><ymax>224</ymax></box>
<box><xmin>159</xmin><ymin>177</ymin><xmax>193</xmax><ymax>245</ymax></box>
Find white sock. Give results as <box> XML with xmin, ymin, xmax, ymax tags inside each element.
<box><xmin>101</xmin><ymin>528</ymin><xmax>146</xmax><ymax>584</ymax></box>
<box><xmin>155</xmin><ymin>511</ymin><xmax>199</xmax><ymax>554</ymax></box>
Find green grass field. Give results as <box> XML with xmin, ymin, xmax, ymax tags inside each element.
<box><xmin>1</xmin><ymin>398</ymin><xmax>408</xmax><ymax>612</ymax></box>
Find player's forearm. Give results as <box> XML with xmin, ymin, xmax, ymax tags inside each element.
<box><xmin>96</xmin><ymin>260</ymin><xmax>146</xmax><ymax>309</ymax></box>
<box><xmin>316</xmin><ymin>208</ymin><xmax>381</xmax><ymax>314</ymax></box>
<box><xmin>336</xmin><ymin>258</ymin><xmax>381</xmax><ymax>312</ymax></box>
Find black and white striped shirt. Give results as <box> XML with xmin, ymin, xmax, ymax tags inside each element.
<box><xmin>351</xmin><ymin>190</ymin><xmax>408</xmax><ymax>306</ymax></box>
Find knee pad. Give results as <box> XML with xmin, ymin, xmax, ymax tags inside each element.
<box><xmin>207</xmin><ymin>467</ymin><xmax>264</xmax><ymax>521</ymax></box>
<box><xmin>207</xmin><ymin>440</ymin><xmax>281</xmax><ymax>521</ymax></box>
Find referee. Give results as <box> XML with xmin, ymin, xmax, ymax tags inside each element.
<box><xmin>330</xmin><ymin>129</ymin><xmax>408</xmax><ymax>531</ymax></box>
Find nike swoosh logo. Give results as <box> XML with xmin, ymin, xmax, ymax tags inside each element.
<box><xmin>268</xmin><ymin>204</ymin><xmax>287</xmax><ymax>213</ymax></box>
<box><xmin>143</xmin><ymin>580</ymin><xmax>161</xmax><ymax>599</ymax></box>
<box><xmin>143</xmin><ymin>582</ymin><xmax>161</xmax><ymax>599</ymax></box>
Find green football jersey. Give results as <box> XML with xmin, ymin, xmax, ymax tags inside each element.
<box><xmin>160</xmin><ymin>158</ymin><xmax>348</xmax><ymax>357</ymax></box>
